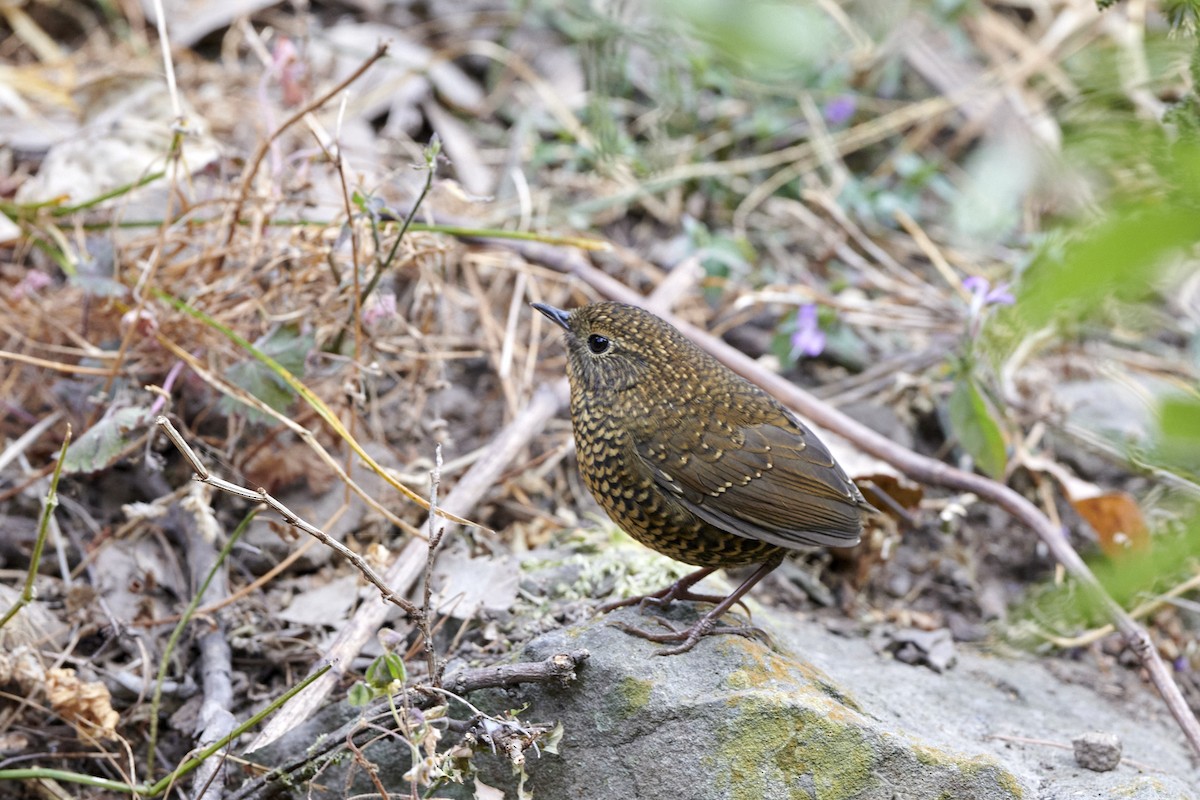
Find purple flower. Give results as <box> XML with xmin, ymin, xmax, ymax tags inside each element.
<box><xmin>963</xmin><ymin>276</ymin><xmax>1014</xmax><ymax>309</ymax></box>
<box><xmin>790</xmin><ymin>304</ymin><xmax>826</xmax><ymax>359</ymax></box>
<box><xmin>10</xmin><ymin>269</ymin><xmax>51</xmax><ymax>300</ymax></box>
<box><xmin>823</xmin><ymin>95</ymin><xmax>857</xmax><ymax>127</ymax></box>
<box><xmin>962</xmin><ymin>275</ymin><xmax>1014</xmax><ymax>339</ymax></box>
<box><xmin>362</xmin><ymin>291</ymin><xmax>397</xmax><ymax>328</ymax></box>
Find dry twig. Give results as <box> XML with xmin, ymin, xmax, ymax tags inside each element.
<box><xmin>246</xmin><ymin>382</ymin><xmax>567</xmax><ymax>752</ymax></box>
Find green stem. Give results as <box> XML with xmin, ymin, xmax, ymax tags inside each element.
<box><xmin>0</xmin><ymin>427</ymin><xmax>70</xmax><ymax>631</ymax></box>
<box><xmin>0</xmin><ymin>664</ymin><xmax>332</xmax><ymax>797</ymax></box>
<box><xmin>53</xmin><ymin>171</ymin><xmax>167</xmax><ymax>216</ymax></box>
<box><xmin>0</xmin><ymin>769</ymin><xmax>147</xmax><ymax>795</ymax></box>
<box><xmin>330</xmin><ymin>142</ymin><xmax>441</xmax><ymax>355</ymax></box>
<box><xmin>143</xmin><ymin>664</ymin><xmax>331</xmax><ymax>796</ymax></box>
<box><xmin>145</xmin><ymin>509</ymin><xmax>256</xmax><ymax>777</ymax></box>
<box><xmin>365</xmin><ymin>159</ymin><xmax>438</xmax><ymax>306</ymax></box>
<box><xmin>0</xmin><ymin>171</ymin><xmax>167</xmax><ymax>220</ymax></box>
<box><xmin>73</xmin><ymin>218</ymin><xmax>607</xmax><ymax>249</ymax></box>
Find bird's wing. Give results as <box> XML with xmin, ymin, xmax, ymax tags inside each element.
<box><xmin>636</xmin><ymin>411</ymin><xmax>866</xmax><ymax>550</ymax></box>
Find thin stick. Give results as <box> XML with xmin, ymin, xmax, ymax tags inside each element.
<box><xmin>155</xmin><ymin>417</ymin><xmax>422</xmax><ymax>618</ymax></box>
<box><xmin>422</xmin><ymin>444</ymin><xmax>445</xmax><ymax>686</ymax></box>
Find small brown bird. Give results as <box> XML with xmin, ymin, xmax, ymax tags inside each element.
<box><xmin>534</xmin><ymin>300</ymin><xmax>873</xmax><ymax>654</ymax></box>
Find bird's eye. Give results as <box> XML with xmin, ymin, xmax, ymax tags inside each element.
<box><xmin>587</xmin><ymin>334</ymin><xmax>611</xmax><ymax>354</ymax></box>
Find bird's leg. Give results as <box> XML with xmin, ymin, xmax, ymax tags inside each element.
<box><xmin>608</xmin><ymin>557</ymin><xmax>783</xmax><ymax>656</ymax></box>
<box><xmin>598</xmin><ymin>566</ymin><xmax>725</xmax><ymax>613</ymax></box>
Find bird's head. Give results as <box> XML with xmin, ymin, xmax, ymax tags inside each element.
<box><xmin>532</xmin><ymin>301</ymin><xmax>702</xmax><ymax>397</ymax></box>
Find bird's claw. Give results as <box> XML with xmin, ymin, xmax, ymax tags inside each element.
<box><xmin>607</xmin><ymin>617</ymin><xmax>770</xmax><ymax>656</ymax></box>
<box><xmin>599</xmin><ymin>588</ymin><xmax>729</xmax><ymax>614</ymax></box>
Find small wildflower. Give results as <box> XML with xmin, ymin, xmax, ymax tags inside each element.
<box><xmin>789</xmin><ymin>304</ymin><xmax>826</xmax><ymax>359</ymax></box>
<box><xmin>10</xmin><ymin>270</ymin><xmax>51</xmax><ymax>300</ymax></box>
<box><xmin>362</xmin><ymin>291</ymin><xmax>397</xmax><ymax>328</ymax></box>
<box><xmin>962</xmin><ymin>275</ymin><xmax>1013</xmax><ymax>339</ymax></box>
<box><xmin>271</xmin><ymin>36</ymin><xmax>307</xmax><ymax>107</ymax></box>
<box><xmin>823</xmin><ymin>95</ymin><xmax>857</xmax><ymax>127</ymax></box>
<box><xmin>963</xmin><ymin>276</ymin><xmax>1014</xmax><ymax>310</ymax></box>
<box><xmin>120</xmin><ymin>308</ymin><xmax>159</xmax><ymax>337</ymax></box>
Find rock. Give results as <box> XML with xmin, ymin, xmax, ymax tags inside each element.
<box><xmin>883</xmin><ymin>627</ymin><xmax>957</xmax><ymax>672</ymax></box>
<box><xmin>1073</xmin><ymin>731</ymin><xmax>1122</xmax><ymax>772</ymax></box>
<box><xmin>473</xmin><ymin>607</ymin><xmax>1020</xmax><ymax>799</ymax></box>
<box><xmin>247</xmin><ymin>605</ymin><xmax>1197</xmax><ymax>800</ymax></box>
<box><xmin>471</xmin><ymin>606</ymin><xmax>1198</xmax><ymax>799</ymax></box>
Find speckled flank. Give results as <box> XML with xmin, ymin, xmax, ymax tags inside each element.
<box><xmin>544</xmin><ymin>301</ymin><xmax>872</xmax><ymax>569</ymax></box>
<box><xmin>572</xmin><ymin>395</ymin><xmax>782</xmax><ymax>566</ymax></box>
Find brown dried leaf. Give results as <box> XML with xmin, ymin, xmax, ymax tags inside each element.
<box><xmin>1021</xmin><ymin>454</ymin><xmax>1150</xmax><ymax>558</ymax></box>
<box><xmin>45</xmin><ymin>668</ymin><xmax>120</xmax><ymax>740</ymax></box>
<box><xmin>277</xmin><ymin>575</ymin><xmax>361</xmax><ymax>628</ymax></box>
<box><xmin>242</xmin><ymin>441</ymin><xmax>333</xmax><ymax>495</ymax></box>
<box><xmin>0</xmin><ymin>732</ymin><xmax>30</xmax><ymax>754</ymax></box>
<box><xmin>430</xmin><ymin>539</ymin><xmax>519</xmax><ymax>619</ymax></box>
<box><xmin>859</xmin><ymin>473</ymin><xmax>924</xmax><ymax>511</ymax></box>
<box><xmin>1072</xmin><ymin>492</ymin><xmax>1150</xmax><ymax>559</ymax></box>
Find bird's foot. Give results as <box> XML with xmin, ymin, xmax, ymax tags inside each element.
<box><xmin>602</xmin><ymin>559</ymin><xmax>781</xmax><ymax>654</ymax></box>
<box><xmin>608</xmin><ymin>615</ymin><xmax>770</xmax><ymax>656</ymax></box>
<box><xmin>598</xmin><ymin>587</ymin><xmax>730</xmax><ymax>614</ymax></box>
<box><xmin>597</xmin><ymin>566</ymin><xmax>722</xmax><ymax>613</ymax></box>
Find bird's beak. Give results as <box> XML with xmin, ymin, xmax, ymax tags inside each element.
<box><xmin>531</xmin><ymin>302</ymin><xmax>571</xmax><ymax>331</ymax></box>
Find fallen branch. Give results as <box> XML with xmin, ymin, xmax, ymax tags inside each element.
<box><xmin>177</xmin><ymin>502</ymin><xmax>236</xmax><ymax>800</ymax></box>
<box><xmin>441</xmin><ymin>649</ymin><xmax>590</xmax><ymax>695</ymax></box>
<box><xmin>155</xmin><ymin>416</ymin><xmax>423</xmax><ymax>619</ymax></box>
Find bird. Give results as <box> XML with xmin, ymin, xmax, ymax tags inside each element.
<box><xmin>532</xmin><ymin>300</ymin><xmax>874</xmax><ymax>655</ymax></box>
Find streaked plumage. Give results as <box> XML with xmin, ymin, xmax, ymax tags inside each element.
<box><xmin>534</xmin><ymin>300</ymin><xmax>872</xmax><ymax>653</ymax></box>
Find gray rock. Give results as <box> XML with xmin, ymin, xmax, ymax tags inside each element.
<box><xmin>472</xmin><ymin>606</ymin><xmax>1198</xmax><ymax>799</ymax></box>
<box><xmin>1073</xmin><ymin>731</ymin><xmax>1122</xmax><ymax>772</ymax></box>
<box><xmin>245</xmin><ymin>605</ymin><xmax>1197</xmax><ymax>800</ymax></box>
<box><xmin>474</xmin><ymin>607</ymin><xmax>1020</xmax><ymax>799</ymax></box>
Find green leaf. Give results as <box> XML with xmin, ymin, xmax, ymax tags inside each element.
<box><xmin>658</xmin><ymin>0</ymin><xmax>843</xmax><ymax>77</ymax></box>
<box><xmin>1017</xmin><ymin>203</ymin><xmax>1200</xmax><ymax>332</ymax></box>
<box><xmin>384</xmin><ymin>652</ymin><xmax>406</xmax><ymax>684</ymax></box>
<box><xmin>1159</xmin><ymin>396</ymin><xmax>1200</xmax><ymax>439</ymax></box>
<box><xmin>257</xmin><ymin>324</ymin><xmax>312</xmax><ymax>377</ymax></box>
<box><xmin>947</xmin><ymin>377</ymin><xmax>1008</xmax><ymax>479</ymax></box>
<box><xmin>60</xmin><ymin>406</ymin><xmax>152</xmax><ymax>474</ymax></box>
<box><xmin>1016</xmin><ymin>519</ymin><xmax>1200</xmax><ymax>632</ymax></box>
<box><xmin>542</xmin><ymin>722</ymin><xmax>564</xmax><ymax>755</ymax></box>
<box><xmin>364</xmin><ymin>655</ymin><xmax>388</xmax><ymax>689</ymax></box>
<box><xmin>220</xmin><ymin>325</ymin><xmax>314</xmax><ymax>421</ymax></box>
<box><xmin>1153</xmin><ymin>395</ymin><xmax>1200</xmax><ymax>477</ymax></box>
<box><xmin>347</xmin><ymin>682</ymin><xmax>372</xmax><ymax>707</ymax></box>
<box><xmin>515</xmin><ymin>763</ymin><xmax>532</xmax><ymax>800</ymax></box>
